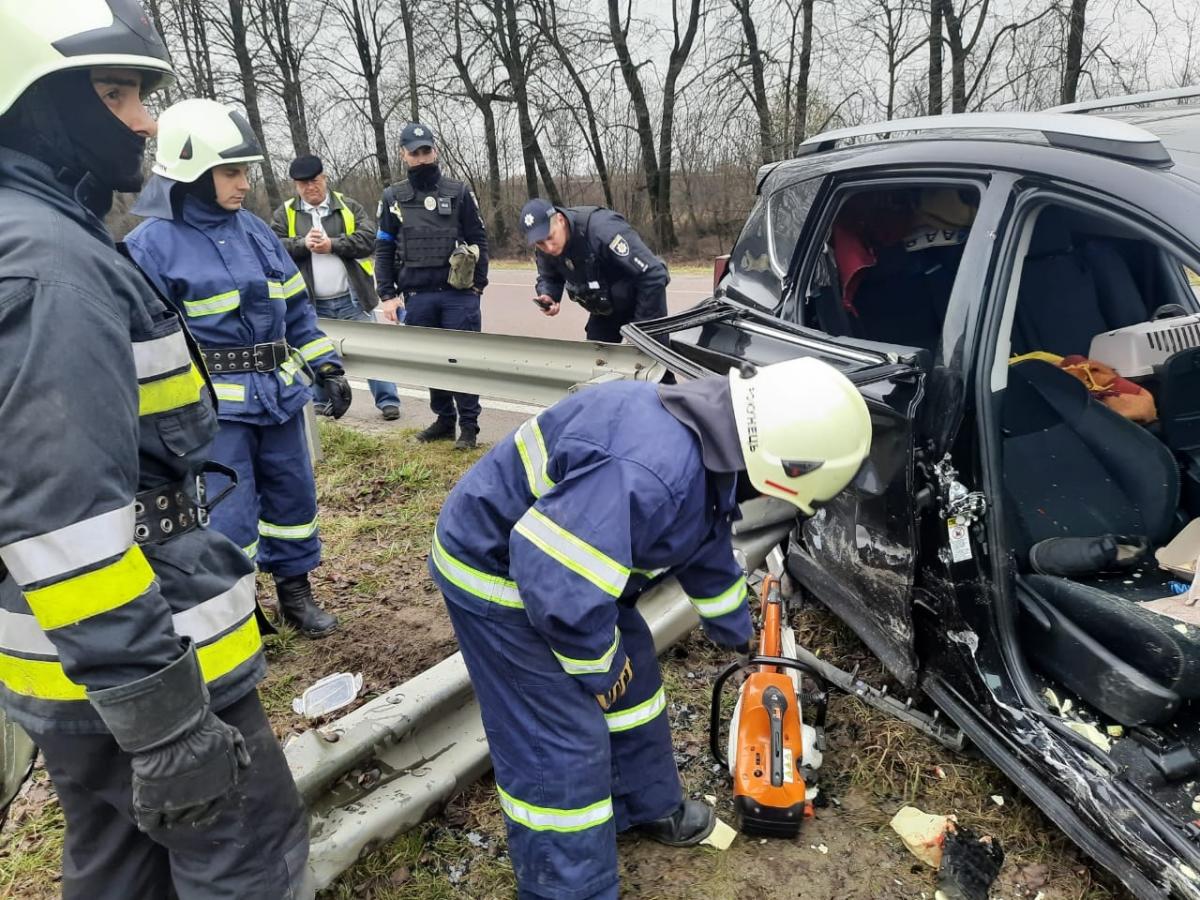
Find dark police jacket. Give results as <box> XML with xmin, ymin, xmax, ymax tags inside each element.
<box><xmin>374</xmin><ymin>170</ymin><xmax>489</xmax><ymax>297</ymax></box>
<box><xmin>534</xmin><ymin>206</ymin><xmax>669</xmax><ymax>320</ymax></box>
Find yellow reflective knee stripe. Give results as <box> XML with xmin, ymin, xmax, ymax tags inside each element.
<box><xmin>430</xmin><ymin>533</ymin><xmax>523</xmax><ymax>608</ymax></box>
<box><xmin>297</xmin><ymin>337</ymin><xmax>336</xmax><ymax>362</ymax></box>
<box><xmin>258</xmin><ymin>518</ymin><xmax>318</xmax><ymax>541</ymax></box>
<box><xmin>553</xmin><ymin>628</ymin><xmax>620</xmax><ymax>676</ymax></box>
<box><xmin>605</xmin><ymin>686</ymin><xmax>667</xmax><ymax>733</ymax></box>
<box><xmin>496</xmin><ymin>785</ymin><xmax>613</xmax><ymax>833</ymax></box>
<box><xmin>0</xmin><ymin>504</ymin><xmax>135</xmax><ymax>586</ymax></box>
<box><xmin>513</xmin><ymin>509</ymin><xmax>629</xmax><ymax>598</ymax></box>
<box><xmin>133</xmin><ymin>331</ymin><xmax>192</xmax><ymax>382</ymax></box>
<box><xmin>242</xmin><ymin>539</ymin><xmax>259</xmax><ymax>560</ymax></box>
<box><xmin>183</xmin><ymin>290</ymin><xmax>240</xmax><ymax>317</ymax></box>
<box><xmin>689</xmin><ymin>578</ymin><xmax>748</xmax><ymax>619</ymax></box>
<box><xmin>23</xmin><ymin>547</ymin><xmax>155</xmax><ymax>631</ymax></box>
<box><xmin>139</xmin><ymin>364</ymin><xmax>206</xmax><ymax>416</ymax></box>
<box><xmin>213</xmin><ymin>382</ymin><xmax>246</xmax><ymax>403</ymax></box>
<box><xmin>514</xmin><ymin>417</ymin><xmax>555</xmax><ymax>498</ymax></box>
<box><xmin>281</xmin><ymin>272</ymin><xmax>306</xmax><ymax>299</ymax></box>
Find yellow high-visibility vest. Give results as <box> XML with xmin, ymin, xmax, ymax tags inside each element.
<box><xmin>285</xmin><ymin>192</ymin><xmax>374</xmax><ymax>277</ymax></box>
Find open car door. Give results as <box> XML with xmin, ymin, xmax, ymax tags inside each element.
<box><xmin>625</xmin><ymin>303</ymin><xmax>930</xmax><ymax>686</ymax></box>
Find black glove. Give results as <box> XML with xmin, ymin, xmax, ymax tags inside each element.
<box><xmin>87</xmin><ymin>642</ymin><xmax>252</xmax><ymax>833</ymax></box>
<box><xmin>316</xmin><ymin>363</ymin><xmax>352</xmax><ymax>419</ymax></box>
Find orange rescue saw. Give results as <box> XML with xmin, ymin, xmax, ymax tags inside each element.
<box><xmin>710</xmin><ymin>549</ymin><xmax>827</xmax><ymax>837</ymax></box>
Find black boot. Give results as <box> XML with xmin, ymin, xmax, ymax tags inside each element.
<box><xmin>633</xmin><ymin>800</ymin><xmax>716</xmax><ymax>847</ymax></box>
<box><xmin>454</xmin><ymin>426</ymin><xmax>479</xmax><ymax>451</ymax></box>
<box><xmin>273</xmin><ymin>574</ymin><xmax>338</xmax><ymax>639</ymax></box>
<box><xmin>415</xmin><ymin>418</ymin><xmax>456</xmax><ymax>443</ymax></box>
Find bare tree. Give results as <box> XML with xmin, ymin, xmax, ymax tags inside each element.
<box><xmin>222</xmin><ymin>0</ymin><xmax>282</xmax><ymax>207</ymax></box>
<box><xmin>729</xmin><ymin>0</ymin><xmax>775</xmax><ymax>163</ymax></box>
<box><xmin>253</xmin><ymin>0</ymin><xmax>322</xmax><ymax>157</ymax></box>
<box><xmin>400</xmin><ymin>0</ymin><xmax>420</xmax><ymax>121</ymax></box>
<box><xmin>789</xmin><ymin>0</ymin><xmax>815</xmax><ymax>151</ymax></box>
<box><xmin>929</xmin><ymin>0</ymin><xmax>944</xmax><ymax>114</ymax></box>
<box><xmin>859</xmin><ymin>0</ymin><xmax>927</xmax><ymax>119</ymax></box>
<box><xmin>940</xmin><ymin>0</ymin><xmax>1053</xmax><ymax>112</ymax></box>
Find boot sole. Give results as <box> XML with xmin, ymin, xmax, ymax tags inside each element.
<box><xmin>300</xmin><ymin>623</ymin><xmax>339</xmax><ymax>639</ymax></box>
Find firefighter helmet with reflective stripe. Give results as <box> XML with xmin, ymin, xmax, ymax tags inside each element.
<box><xmin>0</xmin><ymin>0</ymin><xmax>174</xmax><ymax>116</ymax></box>
<box><xmin>153</xmin><ymin>98</ymin><xmax>264</xmax><ymax>184</ymax></box>
<box><xmin>728</xmin><ymin>357</ymin><xmax>872</xmax><ymax>514</ymax></box>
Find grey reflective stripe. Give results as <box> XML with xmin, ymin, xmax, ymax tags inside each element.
<box><xmin>0</xmin><ymin>504</ymin><xmax>135</xmax><ymax>586</ymax></box>
<box><xmin>496</xmin><ymin>785</ymin><xmax>614</xmax><ymax>833</ymax></box>
<box><xmin>430</xmin><ymin>532</ymin><xmax>523</xmax><ymax>609</ymax></box>
<box><xmin>133</xmin><ymin>331</ymin><xmax>192</xmax><ymax>382</ymax></box>
<box><xmin>258</xmin><ymin>518</ymin><xmax>318</xmax><ymax>540</ymax></box>
<box><xmin>605</xmin><ymin>686</ymin><xmax>667</xmax><ymax>733</ymax></box>
<box><xmin>512</xmin><ymin>509</ymin><xmax>630</xmax><ymax>598</ymax></box>
<box><xmin>552</xmin><ymin>629</ymin><xmax>620</xmax><ymax>676</ymax></box>
<box><xmin>689</xmin><ymin>578</ymin><xmax>748</xmax><ymax>619</ymax></box>
<box><xmin>0</xmin><ymin>572</ymin><xmax>258</xmax><ymax>657</ymax></box>
<box><xmin>514</xmin><ymin>418</ymin><xmax>555</xmax><ymax>498</ymax></box>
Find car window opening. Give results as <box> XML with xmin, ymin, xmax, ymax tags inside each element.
<box><xmin>803</xmin><ymin>185</ymin><xmax>981</xmax><ymax>353</ymax></box>
<box><xmin>996</xmin><ymin>200</ymin><xmax>1200</xmax><ymax>811</ymax></box>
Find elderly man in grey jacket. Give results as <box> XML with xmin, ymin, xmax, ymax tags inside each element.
<box><xmin>272</xmin><ymin>154</ymin><xmax>401</xmax><ymax>420</ymax></box>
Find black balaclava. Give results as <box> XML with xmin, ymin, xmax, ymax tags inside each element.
<box><xmin>0</xmin><ymin>69</ymin><xmax>147</xmax><ymax>193</ymax></box>
<box><xmin>179</xmin><ymin>170</ymin><xmax>220</xmax><ymax>209</ymax></box>
<box><xmin>407</xmin><ymin>160</ymin><xmax>441</xmax><ymax>191</ymax></box>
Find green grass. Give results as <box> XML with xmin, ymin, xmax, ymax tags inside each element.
<box><xmin>0</xmin><ymin>772</ymin><xmax>64</xmax><ymax>900</ymax></box>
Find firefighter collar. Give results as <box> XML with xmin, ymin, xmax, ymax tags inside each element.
<box><xmin>657</xmin><ymin>376</ymin><xmax>746</xmax><ymax>474</ymax></box>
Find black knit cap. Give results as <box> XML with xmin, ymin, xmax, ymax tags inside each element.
<box><xmin>288</xmin><ymin>154</ymin><xmax>323</xmax><ymax>180</ymax></box>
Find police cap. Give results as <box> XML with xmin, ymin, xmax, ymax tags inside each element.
<box><xmin>401</xmin><ymin>122</ymin><xmax>436</xmax><ymax>151</ymax></box>
<box><xmin>289</xmin><ymin>154</ymin><xmax>323</xmax><ymax>180</ymax></box>
<box><xmin>520</xmin><ymin>198</ymin><xmax>557</xmax><ymax>244</ymax></box>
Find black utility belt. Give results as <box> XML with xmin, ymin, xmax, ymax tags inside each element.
<box><xmin>133</xmin><ymin>463</ymin><xmax>238</xmax><ymax>544</ymax></box>
<box><xmin>201</xmin><ymin>341</ymin><xmax>290</xmax><ymax>373</ymax></box>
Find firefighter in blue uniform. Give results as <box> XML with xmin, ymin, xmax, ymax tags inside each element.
<box><xmin>375</xmin><ymin>122</ymin><xmax>489</xmax><ymax>450</ymax></box>
<box><xmin>522</xmin><ymin>197</ymin><xmax>670</xmax><ymax>343</ymax></box>
<box><xmin>0</xmin><ymin>3</ymin><xmax>310</xmax><ymax>895</ymax></box>
<box><xmin>431</xmin><ymin>357</ymin><xmax>873</xmax><ymax>899</ymax></box>
<box><xmin>126</xmin><ymin>99</ymin><xmax>347</xmax><ymax>639</ymax></box>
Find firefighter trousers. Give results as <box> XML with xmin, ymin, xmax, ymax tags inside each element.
<box><xmin>444</xmin><ymin>595</ymin><xmax>683</xmax><ymax>900</ymax></box>
<box><xmin>34</xmin><ymin>691</ymin><xmax>312</xmax><ymax>900</ymax></box>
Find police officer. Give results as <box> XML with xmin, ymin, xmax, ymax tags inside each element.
<box><xmin>521</xmin><ymin>198</ymin><xmax>670</xmax><ymax>343</ymax></box>
<box><xmin>431</xmin><ymin>358</ymin><xmax>872</xmax><ymax>899</ymax></box>
<box><xmin>127</xmin><ymin>99</ymin><xmax>345</xmax><ymax>640</ymax></box>
<box><xmin>375</xmin><ymin>122</ymin><xmax>489</xmax><ymax>450</ymax></box>
<box><xmin>0</xmin><ymin>3</ymin><xmax>310</xmax><ymax>896</ymax></box>
<box><xmin>271</xmin><ymin>154</ymin><xmax>402</xmax><ymax>421</ymax></box>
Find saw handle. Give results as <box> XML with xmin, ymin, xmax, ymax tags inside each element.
<box><xmin>762</xmin><ymin>686</ymin><xmax>788</xmax><ymax>787</ymax></box>
<box><xmin>709</xmin><ymin>655</ymin><xmax>826</xmax><ymax>770</ymax></box>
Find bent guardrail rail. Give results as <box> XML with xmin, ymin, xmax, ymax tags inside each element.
<box><xmin>286</xmin><ymin>515</ymin><xmax>793</xmax><ymax>889</ymax></box>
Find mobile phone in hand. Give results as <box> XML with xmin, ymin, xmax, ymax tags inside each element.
<box><xmin>531</xmin><ymin>296</ymin><xmax>553</xmax><ymax>310</ymax></box>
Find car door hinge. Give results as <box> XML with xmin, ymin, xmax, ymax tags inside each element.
<box><xmin>933</xmin><ymin>455</ymin><xmax>988</xmax><ymax>525</ymax></box>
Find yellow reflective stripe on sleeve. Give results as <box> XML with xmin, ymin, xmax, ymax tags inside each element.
<box><xmin>514</xmin><ymin>418</ymin><xmax>555</xmax><ymax>498</ymax></box>
<box><xmin>689</xmin><ymin>578</ymin><xmax>748</xmax><ymax>619</ymax></box>
<box><xmin>356</xmin><ymin>257</ymin><xmax>375</xmax><ymax>276</ymax></box>
<box><xmin>0</xmin><ymin>504</ymin><xmax>135</xmax><ymax>586</ymax></box>
<box><xmin>183</xmin><ymin>290</ymin><xmax>240</xmax><ymax>317</ymax></box>
<box><xmin>139</xmin><ymin>364</ymin><xmax>206</xmax><ymax>416</ymax></box>
<box><xmin>334</xmin><ymin>198</ymin><xmax>376</xmax><ymax>277</ymax></box>
<box><xmin>213</xmin><ymin>383</ymin><xmax>246</xmax><ymax>403</ymax></box>
<box><xmin>0</xmin><ymin>653</ymin><xmax>86</xmax><ymax>700</ymax></box>
<box><xmin>553</xmin><ymin>628</ymin><xmax>619</xmax><ymax>676</ymax></box>
<box><xmin>196</xmin><ymin>615</ymin><xmax>262</xmax><ymax>683</ymax></box>
<box><xmin>242</xmin><ymin>539</ymin><xmax>259</xmax><ymax>560</ymax></box>
<box><xmin>430</xmin><ymin>533</ymin><xmax>523</xmax><ymax>608</ymax></box>
<box><xmin>23</xmin><ymin>547</ymin><xmax>154</xmax><ymax>631</ymax></box>
<box><xmin>513</xmin><ymin>509</ymin><xmax>630</xmax><ymax>598</ymax></box>
<box><xmin>281</xmin><ymin>272</ymin><xmax>306</xmax><ymax>299</ymax></box>
<box><xmin>496</xmin><ymin>785</ymin><xmax>613</xmax><ymax>833</ymax></box>
<box><xmin>605</xmin><ymin>686</ymin><xmax>667</xmax><ymax>733</ymax></box>
<box><xmin>297</xmin><ymin>337</ymin><xmax>336</xmax><ymax>361</ymax></box>
<box><xmin>258</xmin><ymin>518</ymin><xmax>318</xmax><ymax>540</ymax></box>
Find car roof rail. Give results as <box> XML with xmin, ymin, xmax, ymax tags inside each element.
<box><xmin>798</xmin><ymin>111</ymin><xmax>1170</xmax><ymax>165</ymax></box>
<box><xmin>1045</xmin><ymin>85</ymin><xmax>1200</xmax><ymax>114</ymax></box>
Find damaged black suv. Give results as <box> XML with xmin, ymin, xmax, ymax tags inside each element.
<box><xmin>626</xmin><ymin>90</ymin><xmax>1200</xmax><ymax>899</ymax></box>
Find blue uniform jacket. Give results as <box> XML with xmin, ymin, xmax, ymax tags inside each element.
<box><xmin>126</xmin><ymin>182</ymin><xmax>341</xmax><ymax>426</ymax></box>
<box><xmin>535</xmin><ymin>207</ymin><xmax>670</xmax><ymax>322</ymax></box>
<box><xmin>431</xmin><ymin>381</ymin><xmax>752</xmax><ymax>696</ymax></box>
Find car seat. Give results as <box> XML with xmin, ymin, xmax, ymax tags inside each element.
<box><xmin>1003</xmin><ymin>360</ymin><xmax>1195</xmax><ymax>725</ymax></box>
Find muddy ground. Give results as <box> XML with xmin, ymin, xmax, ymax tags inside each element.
<box><xmin>2</xmin><ymin>420</ymin><xmax>1128</xmax><ymax>899</ymax></box>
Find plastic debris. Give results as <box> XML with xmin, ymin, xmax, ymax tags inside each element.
<box><xmin>890</xmin><ymin>806</ymin><xmax>957</xmax><ymax>868</ymax></box>
<box><xmin>700</xmin><ymin>816</ymin><xmax>737</xmax><ymax>851</ymax></box>
<box><xmin>292</xmin><ymin>672</ymin><xmax>363</xmax><ymax>719</ymax></box>
<box><xmin>1066</xmin><ymin>720</ymin><xmax>1112</xmax><ymax>752</ymax></box>
<box><xmin>1192</xmin><ymin>795</ymin><xmax>1200</xmax><ymax>815</ymax></box>
<box><xmin>933</xmin><ymin>765</ymin><xmax>948</xmax><ymax>780</ymax></box>
<box><xmin>815</xmin><ymin>843</ymin><xmax>829</xmax><ymax>854</ymax></box>
<box><xmin>703</xmin><ymin>794</ymin><xmax>717</xmax><ymax>806</ymax></box>
<box><xmin>1106</xmin><ymin>725</ymin><xmax>1124</xmax><ymax>739</ymax></box>
<box><xmin>936</xmin><ymin>826</ymin><xmax>1004</xmax><ymax>900</ymax></box>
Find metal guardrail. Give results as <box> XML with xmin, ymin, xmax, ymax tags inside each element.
<box><xmin>286</xmin><ymin>510</ymin><xmax>794</xmax><ymax>889</ymax></box>
<box><xmin>319</xmin><ymin>319</ymin><xmax>664</xmax><ymax>407</ymax></box>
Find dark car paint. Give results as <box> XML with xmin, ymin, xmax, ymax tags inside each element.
<box><xmin>627</xmin><ymin>120</ymin><xmax>1200</xmax><ymax>899</ymax></box>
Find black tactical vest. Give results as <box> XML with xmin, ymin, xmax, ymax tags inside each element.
<box><xmin>394</xmin><ymin>177</ymin><xmax>464</xmax><ymax>268</ymax></box>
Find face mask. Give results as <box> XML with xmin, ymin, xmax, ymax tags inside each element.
<box><xmin>407</xmin><ymin>162</ymin><xmax>441</xmax><ymax>190</ymax></box>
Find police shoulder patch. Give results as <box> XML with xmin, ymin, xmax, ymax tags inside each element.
<box><xmin>609</xmin><ymin>234</ymin><xmax>630</xmax><ymax>257</ymax></box>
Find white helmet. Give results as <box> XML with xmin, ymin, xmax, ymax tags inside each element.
<box><xmin>0</xmin><ymin>0</ymin><xmax>174</xmax><ymax>116</ymax></box>
<box><xmin>153</xmin><ymin>98</ymin><xmax>263</xmax><ymax>183</ymax></box>
<box><xmin>728</xmin><ymin>357</ymin><xmax>872</xmax><ymax>514</ymax></box>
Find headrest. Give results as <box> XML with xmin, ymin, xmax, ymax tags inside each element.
<box><xmin>1027</xmin><ymin>207</ymin><xmax>1075</xmax><ymax>258</ymax></box>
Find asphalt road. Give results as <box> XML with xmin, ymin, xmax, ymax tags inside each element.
<box><xmin>338</xmin><ymin>264</ymin><xmax>714</xmax><ymax>444</ymax></box>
